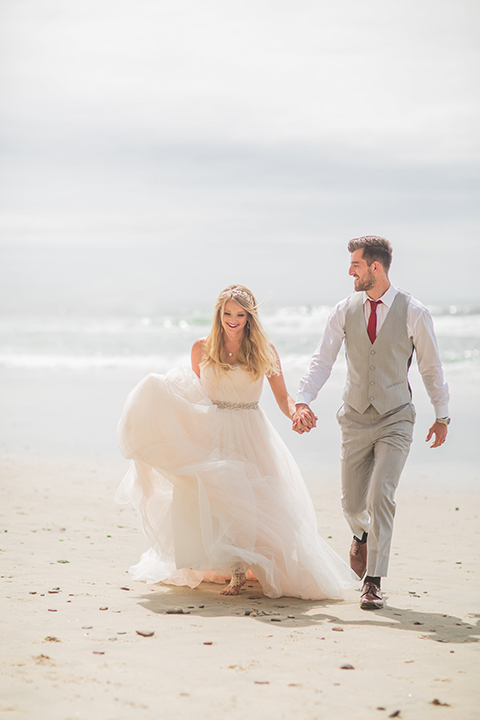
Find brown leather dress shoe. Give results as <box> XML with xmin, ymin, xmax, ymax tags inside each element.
<box><xmin>349</xmin><ymin>537</ymin><xmax>367</xmax><ymax>579</ymax></box>
<box><xmin>360</xmin><ymin>581</ymin><xmax>384</xmax><ymax>610</ymax></box>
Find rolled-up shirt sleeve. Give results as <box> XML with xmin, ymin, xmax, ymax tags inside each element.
<box><xmin>408</xmin><ymin>301</ymin><xmax>450</xmax><ymax>418</ymax></box>
<box><xmin>296</xmin><ymin>299</ymin><xmax>348</xmax><ymax>406</ymax></box>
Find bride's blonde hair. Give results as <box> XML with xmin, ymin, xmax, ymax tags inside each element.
<box><xmin>202</xmin><ymin>285</ymin><xmax>279</xmax><ymax>380</ymax></box>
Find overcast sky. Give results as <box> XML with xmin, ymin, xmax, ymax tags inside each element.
<box><xmin>1</xmin><ymin>0</ymin><xmax>479</xmax><ymax>306</ymax></box>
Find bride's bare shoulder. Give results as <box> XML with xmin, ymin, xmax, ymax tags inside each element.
<box><xmin>192</xmin><ymin>337</ymin><xmax>207</xmax><ymax>355</ymax></box>
<box><xmin>191</xmin><ymin>338</ymin><xmax>208</xmax><ymax>376</ymax></box>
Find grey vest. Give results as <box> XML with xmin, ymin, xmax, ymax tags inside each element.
<box><xmin>343</xmin><ymin>290</ymin><xmax>414</xmax><ymax>414</ymax></box>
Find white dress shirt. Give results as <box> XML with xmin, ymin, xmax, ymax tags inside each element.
<box><xmin>296</xmin><ymin>285</ymin><xmax>450</xmax><ymax>418</ymax></box>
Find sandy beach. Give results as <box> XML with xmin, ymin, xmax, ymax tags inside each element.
<box><xmin>1</xmin><ymin>443</ymin><xmax>479</xmax><ymax>720</ymax></box>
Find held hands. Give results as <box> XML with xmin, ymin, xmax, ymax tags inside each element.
<box><xmin>426</xmin><ymin>421</ymin><xmax>448</xmax><ymax>448</ymax></box>
<box><xmin>292</xmin><ymin>404</ymin><xmax>318</xmax><ymax>434</ymax></box>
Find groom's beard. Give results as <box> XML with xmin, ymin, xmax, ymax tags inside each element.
<box><xmin>354</xmin><ymin>268</ymin><xmax>375</xmax><ymax>292</ymax></box>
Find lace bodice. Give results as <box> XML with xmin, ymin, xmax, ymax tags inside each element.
<box><xmin>200</xmin><ymin>364</ymin><xmax>264</xmax><ymax>405</ymax></box>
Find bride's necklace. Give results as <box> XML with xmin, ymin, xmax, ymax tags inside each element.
<box><xmin>225</xmin><ymin>345</ymin><xmax>238</xmax><ymax>361</ymax></box>
<box><xmin>225</xmin><ymin>346</ymin><xmax>239</xmax><ymax>369</ymax></box>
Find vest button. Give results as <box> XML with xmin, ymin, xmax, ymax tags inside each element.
<box><xmin>370</xmin><ymin>381</ymin><xmax>375</xmax><ymax>385</ymax></box>
<box><xmin>369</xmin><ymin>396</ymin><xmax>374</xmax><ymax>401</ymax></box>
<box><xmin>370</xmin><ymin>350</ymin><xmax>375</xmax><ymax>355</ymax></box>
<box><xmin>370</xmin><ymin>366</ymin><xmax>375</xmax><ymax>370</ymax></box>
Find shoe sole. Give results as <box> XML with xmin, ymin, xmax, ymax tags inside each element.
<box><xmin>360</xmin><ymin>601</ymin><xmax>384</xmax><ymax>610</ymax></box>
<box><xmin>349</xmin><ymin>550</ymin><xmax>367</xmax><ymax>580</ymax></box>
<box><xmin>354</xmin><ymin>568</ymin><xmax>367</xmax><ymax>580</ymax></box>
<box><xmin>349</xmin><ymin>559</ymin><xmax>367</xmax><ymax>580</ymax></box>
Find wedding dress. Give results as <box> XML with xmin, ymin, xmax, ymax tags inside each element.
<box><xmin>116</xmin><ymin>365</ymin><xmax>354</xmax><ymax>599</ymax></box>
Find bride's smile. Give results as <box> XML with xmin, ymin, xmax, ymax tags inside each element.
<box><xmin>221</xmin><ymin>299</ymin><xmax>248</xmax><ymax>335</ymax></box>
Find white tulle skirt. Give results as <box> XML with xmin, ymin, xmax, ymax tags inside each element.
<box><xmin>116</xmin><ymin>367</ymin><xmax>355</xmax><ymax>600</ymax></box>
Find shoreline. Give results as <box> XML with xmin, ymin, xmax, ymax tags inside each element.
<box><xmin>0</xmin><ymin>364</ymin><xmax>478</xmax><ymax>491</ymax></box>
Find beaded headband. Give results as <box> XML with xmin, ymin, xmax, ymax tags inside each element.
<box><xmin>221</xmin><ymin>288</ymin><xmax>254</xmax><ymax>306</ymax></box>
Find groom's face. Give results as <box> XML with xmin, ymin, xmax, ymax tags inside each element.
<box><xmin>349</xmin><ymin>249</ymin><xmax>376</xmax><ymax>292</ymax></box>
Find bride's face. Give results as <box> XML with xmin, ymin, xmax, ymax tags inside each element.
<box><xmin>221</xmin><ymin>299</ymin><xmax>249</xmax><ymax>338</ymax></box>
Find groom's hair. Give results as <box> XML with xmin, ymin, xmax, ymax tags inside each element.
<box><xmin>348</xmin><ymin>236</ymin><xmax>393</xmax><ymax>272</ymax></box>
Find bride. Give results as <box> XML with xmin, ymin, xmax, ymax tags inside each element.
<box><xmin>116</xmin><ymin>285</ymin><xmax>355</xmax><ymax>599</ymax></box>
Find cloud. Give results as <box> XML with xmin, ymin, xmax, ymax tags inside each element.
<box><xmin>0</xmin><ymin>0</ymin><xmax>478</xmax><ymax>306</ymax></box>
<box><xmin>1</xmin><ymin>0</ymin><xmax>479</xmax><ymax>157</ymax></box>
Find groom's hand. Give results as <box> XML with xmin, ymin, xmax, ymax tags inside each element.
<box><xmin>292</xmin><ymin>417</ymin><xmax>310</xmax><ymax>434</ymax></box>
<box><xmin>292</xmin><ymin>404</ymin><xmax>317</xmax><ymax>434</ymax></box>
<box><xmin>426</xmin><ymin>421</ymin><xmax>448</xmax><ymax>448</ymax></box>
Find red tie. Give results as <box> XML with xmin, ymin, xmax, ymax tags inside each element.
<box><xmin>367</xmin><ymin>299</ymin><xmax>382</xmax><ymax>343</ymax></box>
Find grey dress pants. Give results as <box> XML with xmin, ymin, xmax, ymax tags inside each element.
<box><xmin>336</xmin><ymin>402</ymin><xmax>415</xmax><ymax>577</ymax></box>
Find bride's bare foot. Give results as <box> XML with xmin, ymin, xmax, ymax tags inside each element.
<box><xmin>220</xmin><ymin>571</ymin><xmax>246</xmax><ymax>596</ymax></box>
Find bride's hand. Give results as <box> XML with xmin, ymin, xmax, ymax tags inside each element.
<box><xmin>293</xmin><ymin>418</ymin><xmax>309</xmax><ymax>434</ymax></box>
<box><xmin>292</xmin><ymin>404</ymin><xmax>317</xmax><ymax>433</ymax></box>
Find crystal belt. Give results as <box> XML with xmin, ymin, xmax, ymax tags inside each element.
<box><xmin>212</xmin><ymin>400</ymin><xmax>259</xmax><ymax>410</ymax></box>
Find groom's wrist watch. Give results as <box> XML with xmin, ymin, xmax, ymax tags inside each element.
<box><xmin>436</xmin><ymin>417</ymin><xmax>451</xmax><ymax>425</ymax></box>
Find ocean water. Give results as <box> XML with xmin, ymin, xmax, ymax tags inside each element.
<box><xmin>1</xmin><ymin>302</ymin><xmax>478</xmax><ymax>486</ymax></box>
<box><xmin>0</xmin><ymin>303</ymin><xmax>479</xmax><ymax>384</ymax></box>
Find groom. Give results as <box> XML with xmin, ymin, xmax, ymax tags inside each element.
<box><xmin>293</xmin><ymin>236</ymin><xmax>450</xmax><ymax>609</ymax></box>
